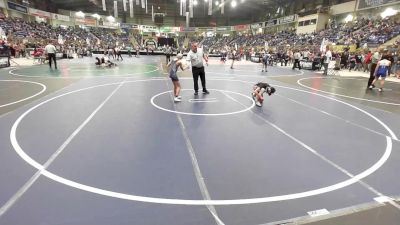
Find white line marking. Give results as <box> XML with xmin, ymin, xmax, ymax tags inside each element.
<box><xmin>8</xmin><ymin>78</ymin><xmax>396</xmax><ymax>205</ymax></box>
<box><xmin>188</xmin><ymin>98</ymin><xmax>218</xmax><ymax>103</ymax></box>
<box><xmin>9</xmin><ymin>65</ymin><xmax>159</xmax><ymax>79</ymax></box>
<box><xmin>297</xmin><ymin>77</ymin><xmax>400</xmax><ymax>106</ymax></box>
<box><xmin>0</xmin><ymin>80</ymin><xmax>46</xmax><ymax>108</ymax></box>
<box><xmin>162</xmin><ymin>76</ymin><xmax>225</xmax><ymax>224</ymax></box>
<box><xmin>275</xmin><ymin>94</ymin><xmax>397</xmax><ymax>141</ymax></box>
<box><xmin>222</xmin><ymin>90</ymin><xmax>399</xmax><ymax>209</ymax></box>
<box><xmin>151</xmin><ymin>89</ymin><xmax>255</xmax><ymax>116</ymax></box>
<box><xmin>1</xmin><ymin>79</ymin><xmax>126</xmax><ymax>217</ymax></box>
<box><xmin>208</xmin><ymin>70</ymin><xmax>304</xmax><ymax>78</ymax></box>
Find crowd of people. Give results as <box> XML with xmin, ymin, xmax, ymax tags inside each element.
<box><xmin>0</xmin><ymin>14</ymin><xmax>399</xmax><ymax>78</ymax></box>
<box><xmin>197</xmin><ymin>16</ymin><xmax>400</xmax><ymax>55</ymax></box>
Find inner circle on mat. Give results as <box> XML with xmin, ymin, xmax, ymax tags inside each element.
<box><xmin>151</xmin><ymin>89</ymin><xmax>255</xmax><ymax>116</ymax></box>
<box><xmin>9</xmin><ymin>78</ymin><xmax>394</xmax><ymax>205</ymax></box>
<box><xmin>0</xmin><ymin>80</ymin><xmax>46</xmax><ymax>108</ymax></box>
<box><xmin>9</xmin><ymin>64</ymin><xmax>159</xmax><ymax>78</ymax></box>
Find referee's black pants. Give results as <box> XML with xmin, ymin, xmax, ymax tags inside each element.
<box><xmin>367</xmin><ymin>63</ymin><xmax>377</xmax><ymax>87</ymax></box>
<box><xmin>48</xmin><ymin>53</ymin><xmax>57</xmax><ymax>69</ymax></box>
<box><xmin>192</xmin><ymin>66</ymin><xmax>206</xmax><ymax>92</ymax></box>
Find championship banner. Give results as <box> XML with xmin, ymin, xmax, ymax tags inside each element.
<box><xmin>151</xmin><ymin>5</ymin><xmax>154</xmax><ymax>21</ymax></box>
<box><xmin>123</xmin><ymin>0</ymin><xmax>127</xmax><ymax>11</ymax></box>
<box><xmin>189</xmin><ymin>0</ymin><xmax>193</xmax><ymax>18</ymax></box>
<box><xmin>208</xmin><ymin>0</ymin><xmax>212</xmax><ymax>15</ymax></box>
<box><xmin>51</xmin><ymin>13</ymin><xmax>70</xmax><ymax>22</ymax></box>
<box><xmin>114</xmin><ymin>1</ymin><xmax>118</xmax><ymax>18</ymax></box>
<box><xmin>179</xmin><ymin>0</ymin><xmax>183</xmax><ymax>16</ymax></box>
<box><xmin>357</xmin><ymin>0</ymin><xmax>398</xmax><ymax>10</ymax></box>
<box><xmin>182</xmin><ymin>0</ymin><xmax>186</xmax><ymax>15</ymax></box>
<box><xmin>141</xmin><ymin>0</ymin><xmax>145</xmax><ymax>8</ymax></box>
<box><xmin>102</xmin><ymin>0</ymin><xmax>106</xmax><ymax>11</ymax></box>
<box><xmin>136</xmin><ymin>0</ymin><xmax>139</xmax><ymax>5</ymax></box>
<box><xmin>221</xmin><ymin>0</ymin><xmax>224</xmax><ymax>14</ymax></box>
<box><xmin>129</xmin><ymin>0</ymin><xmax>133</xmax><ymax>17</ymax></box>
<box><xmin>320</xmin><ymin>38</ymin><xmax>326</xmax><ymax>52</ymax></box>
<box><xmin>186</xmin><ymin>12</ymin><xmax>189</xmax><ymax>27</ymax></box>
<box><xmin>234</xmin><ymin>24</ymin><xmax>249</xmax><ymax>31</ymax></box>
<box><xmin>145</xmin><ymin>0</ymin><xmax>148</xmax><ymax>13</ymax></box>
<box><xmin>7</xmin><ymin>1</ymin><xmax>28</xmax><ymax>14</ymax></box>
<box><xmin>29</xmin><ymin>8</ymin><xmax>51</xmax><ymax>18</ymax></box>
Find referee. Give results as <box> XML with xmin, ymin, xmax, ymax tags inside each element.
<box><xmin>186</xmin><ymin>42</ymin><xmax>209</xmax><ymax>95</ymax></box>
<box><xmin>45</xmin><ymin>41</ymin><xmax>57</xmax><ymax>69</ymax></box>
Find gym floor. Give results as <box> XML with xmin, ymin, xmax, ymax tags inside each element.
<box><xmin>0</xmin><ymin>55</ymin><xmax>400</xmax><ymax>225</ymax></box>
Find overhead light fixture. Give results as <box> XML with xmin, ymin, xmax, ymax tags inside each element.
<box><xmin>231</xmin><ymin>0</ymin><xmax>237</xmax><ymax>7</ymax></box>
<box><xmin>194</xmin><ymin>0</ymin><xmax>198</xmax><ymax>6</ymax></box>
<box><xmin>215</xmin><ymin>1</ymin><xmax>219</xmax><ymax>6</ymax></box>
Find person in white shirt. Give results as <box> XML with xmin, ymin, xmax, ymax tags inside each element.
<box><xmin>323</xmin><ymin>46</ymin><xmax>332</xmax><ymax>75</ymax></box>
<box><xmin>44</xmin><ymin>42</ymin><xmax>57</xmax><ymax>69</ymax></box>
<box><xmin>186</xmin><ymin>42</ymin><xmax>209</xmax><ymax>95</ymax></box>
<box><xmin>292</xmin><ymin>49</ymin><xmax>301</xmax><ymax>70</ymax></box>
<box><xmin>370</xmin><ymin>55</ymin><xmax>391</xmax><ymax>92</ymax></box>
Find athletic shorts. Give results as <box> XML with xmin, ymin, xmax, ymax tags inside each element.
<box><xmin>169</xmin><ymin>72</ymin><xmax>179</xmax><ymax>81</ymax></box>
<box><xmin>376</xmin><ymin>73</ymin><xmax>387</xmax><ymax>78</ymax></box>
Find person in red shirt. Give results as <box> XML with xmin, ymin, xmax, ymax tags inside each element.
<box><xmin>364</xmin><ymin>50</ymin><xmax>372</xmax><ymax>72</ymax></box>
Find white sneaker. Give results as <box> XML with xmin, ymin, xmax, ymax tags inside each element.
<box><xmin>174</xmin><ymin>97</ymin><xmax>181</xmax><ymax>102</ymax></box>
<box><xmin>177</xmin><ymin>96</ymin><xmax>182</xmax><ymax>99</ymax></box>
<box><xmin>368</xmin><ymin>85</ymin><xmax>373</xmax><ymax>90</ymax></box>
<box><xmin>256</xmin><ymin>102</ymin><xmax>262</xmax><ymax>107</ymax></box>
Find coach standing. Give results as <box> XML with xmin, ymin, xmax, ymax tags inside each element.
<box><xmin>186</xmin><ymin>43</ymin><xmax>209</xmax><ymax>95</ymax></box>
<box><xmin>45</xmin><ymin>41</ymin><xmax>57</xmax><ymax>69</ymax></box>
<box><xmin>367</xmin><ymin>48</ymin><xmax>383</xmax><ymax>89</ymax></box>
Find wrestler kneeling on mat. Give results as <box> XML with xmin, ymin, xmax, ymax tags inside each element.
<box><xmin>252</xmin><ymin>82</ymin><xmax>276</xmax><ymax>107</ymax></box>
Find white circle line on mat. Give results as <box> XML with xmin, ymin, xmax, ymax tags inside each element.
<box><xmin>297</xmin><ymin>77</ymin><xmax>400</xmax><ymax>106</ymax></box>
<box><xmin>9</xmin><ymin>78</ymin><xmax>395</xmax><ymax>205</ymax></box>
<box><xmin>0</xmin><ymin>80</ymin><xmax>46</xmax><ymax>108</ymax></box>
